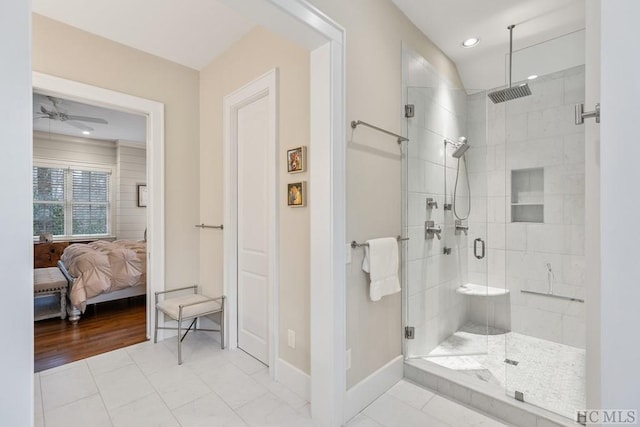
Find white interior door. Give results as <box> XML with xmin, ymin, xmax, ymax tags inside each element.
<box><xmin>236</xmin><ymin>95</ymin><xmax>270</xmax><ymax>365</ymax></box>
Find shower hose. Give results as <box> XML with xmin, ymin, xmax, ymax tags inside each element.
<box><xmin>453</xmin><ymin>155</ymin><xmax>471</xmax><ymax>221</ymax></box>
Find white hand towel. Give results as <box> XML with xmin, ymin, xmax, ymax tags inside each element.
<box><xmin>362</xmin><ymin>237</ymin><xmax>401</xmax><ymax>301</ymax></box>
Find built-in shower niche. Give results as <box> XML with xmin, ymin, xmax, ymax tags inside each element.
<box><xmin>511</xmin><ymin>168</ymin><xmax>544</xmax><ymax>223</ymax></box>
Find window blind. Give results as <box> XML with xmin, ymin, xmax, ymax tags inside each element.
<box><xmin>32</xmin><ymin>166</ymin><xmax>111</xmax><ymax>237</ymax></box>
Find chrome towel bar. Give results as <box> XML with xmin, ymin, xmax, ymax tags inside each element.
<box><xmin>351</xmin><ymin>236</ymin><xmax>409</xmax><ymax>249</ymax></box>
<box><xmin>195</xmin><ymin>223</ymin><xmax>223</xmax><ymax>230</ymax></box>
<box><xmin>521</xmin><ymin>290</ymin><xmax>584</xmax><ymax>303</ymax></box>
<box><xmin>351</xmin><ymin>120</ymin><xmax>409</xmax><ymax>144</ymax></box>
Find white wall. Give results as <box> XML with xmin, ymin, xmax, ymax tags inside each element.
<box><xmin>33</xmin><ymin>131</ymin><xmax>117</xmax><ymax>164</ymax></box>
<box><xmin>0</xmin><ymin>0</ymin><xmax>33</xmax><ymax>425</ymax></box>
<box><xmin>116</xmin><ymin>143</ymin><xmax>147</xmax><ymax>241</ymax></box>
<box><xmin>584</xmin><ymin>0</ymin><xmax>601</xmax><ymax>412</ymax></box>
<box><xmin>600</xmin><ymin>0</ymin><xmax>640</xmax><ymax>411</ymax></box>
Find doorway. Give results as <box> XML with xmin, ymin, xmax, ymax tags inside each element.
<box><xmin>33</xmin><ymin>72</ymin><xmax>166</xmax><ymax>344</ymax></box>
<box><xmin>223</xmin><ymin>70</ymin><xmax>278</xmax><ymax>368</ymax></box>
<box><xmin>32</xmin><ymin>89</ymin><xmax>150</xmax><ymax>371</ymax></box>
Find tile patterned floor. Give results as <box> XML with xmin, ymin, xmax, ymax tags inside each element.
<box><xmin>426</xmin><ymin>324</ymin><xmax>585</xmax><ymax>419</ymax></box>
<box><xmin>35</xmin><ymin>331</ymin><xmax>509</xmax><ymax>426</ymax></box>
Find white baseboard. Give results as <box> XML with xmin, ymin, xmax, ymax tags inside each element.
<box><xmin>276</xmin><ymin>358</ymin><xmax>311</xmax><ymax>402</ymax></box>
<box><xmin>345</xmin><ymin>355</ymin><xmax>404</xmax><ymax>422</ymax></box>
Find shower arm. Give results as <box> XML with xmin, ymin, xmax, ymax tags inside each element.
<box><xmin>508</xmin><ymin>24</ymin><xmax>515</xmax><ymax>88</ymax></box>
<box><xmin>443</xmin><ymin>139</ymin><xmax>450</xmax><ymax>209</ymax></box>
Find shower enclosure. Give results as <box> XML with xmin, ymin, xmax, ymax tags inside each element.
<box><xmin>402</xmin><ymin>31</ymin><xmax>586</xmax><ymax>422</ymax></box>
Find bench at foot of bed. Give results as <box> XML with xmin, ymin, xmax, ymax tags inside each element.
<box><xmin>34</xmin><ymin>267</ymin><xmax>68</xmax><ymax>321</ymax></box>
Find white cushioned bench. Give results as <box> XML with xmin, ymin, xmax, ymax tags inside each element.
<box><xmin>34</xmin><ymin>267</ymin><xmax>68</xmax><ymax>321</ymax></box>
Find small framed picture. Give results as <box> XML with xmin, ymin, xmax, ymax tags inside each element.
<box><xmin>287</xmin><ymin>146</ymin><xmax>306</xmax><ymax>173</ymax></box>
<box><xmin>287</xmin><ymin>182</ymin><xmax>306</xmax><ymax>207</ymax></box>
<box><xmin>137</xmin><ymin>184</ymin><xmax>148</xmax><ymax>207</ymax></box>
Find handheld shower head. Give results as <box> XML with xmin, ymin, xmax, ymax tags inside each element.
<box><xmin>452</xmin><ymin>137</ymin><xmax>469</xmax><ymax>158</ymax></box>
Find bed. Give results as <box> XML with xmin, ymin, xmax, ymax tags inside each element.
<box><xmin>57</xmin><ymin>240</ymin><xmax>146</xmax><ymax>323</ymax></box>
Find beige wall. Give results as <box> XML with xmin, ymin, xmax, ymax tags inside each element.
<box><xmin>199</xmin><ymin>26</ymin><xmax>311</xmax><ymax>374</ymax></box>
<box><xmin>307</xmin><ymin>0</ymin><xmax>463</xmax><ymax>387</ymax></box>
<box><xmin>32</xmin><ymin>14</ymin><xmax>201</xmax><ymax>288</ymax></box>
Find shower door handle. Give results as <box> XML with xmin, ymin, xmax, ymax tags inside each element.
<box><xmin>474</xmin><ymin>238</ymin><xmax>485</xmax><ymax>259</ymax></box>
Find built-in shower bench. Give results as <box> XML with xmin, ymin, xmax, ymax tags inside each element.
<box><xmin>456</xmin><ymin>283</ymin><xmax>510</xmax><ymax>332</ymax></box>
<box><xmin>455</xmin><ymin>283</ymin><xmax>509</xmax><ymax>296</ymax></box>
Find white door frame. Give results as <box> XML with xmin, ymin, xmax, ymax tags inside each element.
<box><xmin>32</xmin><ymin>72</ymin><xmax>165</xmax><ymax>339</ymax></box>
<box><xmin>223</xmin><ymin>69</ymin><xmax>279</xmax><ymax>372</ymax></box>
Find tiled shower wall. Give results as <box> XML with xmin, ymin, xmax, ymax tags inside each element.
<box><xmin>403</xmin><ymin>46</ymin><xmax>472</xmax><ymax>356</ymax></box>
<box><xmin>466</xmin><ymin>66</ymin><xmax>586</xmax><ymax>349</ymax></box>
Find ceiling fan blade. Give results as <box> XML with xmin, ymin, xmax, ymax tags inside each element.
<box><xmin>66</xmin><ymin>121</ymin><xmax>94</xmax><ymax>132</ymax></box>
<box><xmin>65</xmin><ymin>115</ymin><xmax>108</xmax><ymax>125</ymax></box>
<box><xmin>47</xmin><ymin>96</ymin><xmax>62</xmax><ymax>111</ymax></box>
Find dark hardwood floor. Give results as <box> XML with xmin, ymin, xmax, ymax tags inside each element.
<box><xmin>34</xmin><ymin>296</ymin><xmax>147</xmax><ymax>372</ymax></box>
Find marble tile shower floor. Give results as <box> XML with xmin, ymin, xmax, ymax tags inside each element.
<box><xmin>422</xmin><ymin>324</ymin><xmax>585</xmax><ymax>420</ymax></box>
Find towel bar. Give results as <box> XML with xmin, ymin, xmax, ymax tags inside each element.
<box><xmin>195</xmin><ymin>223</ymin><xmax>223</xmax><ymax>230</ymax></box>
<box><xmin>351</xmin><ymin>236</ymin><xmax>409</xmax><ymax>249</ymax></box>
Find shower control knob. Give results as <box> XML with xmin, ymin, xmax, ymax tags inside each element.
<box><xmin>425</xmin><ymin>221</ymin><xmax>442</xmax><ymax>240</ymax></box>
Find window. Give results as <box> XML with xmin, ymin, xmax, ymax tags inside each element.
<box><xmin>33</xmin><ymin>164</ymin><xmax>112</xmax><ymax>238</ymax></box>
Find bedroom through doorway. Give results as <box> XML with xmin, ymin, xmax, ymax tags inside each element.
<box><xmin>32</xmin><ymin>79</ymin><xmax>161</xmax><ymax>372</ymax></box>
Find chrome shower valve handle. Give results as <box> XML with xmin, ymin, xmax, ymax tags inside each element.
<box><xmin>425</xmin><ymin>220</ymin><xmax>442</xmax><ymax>240</ymax></box>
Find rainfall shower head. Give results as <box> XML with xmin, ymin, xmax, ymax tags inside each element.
<box><xmin>488</xmin><ymin>83</ymin><xmax>531</xmax><ymax>104</ymax></box>
<box><xmin>452</xmin><ymin>137</ymin><xmax>469</xmax><ymax>158</ymax></box>
<box><xmin>488</xmin><ymin>24</ymin><xmax>532</xmax><ymax>104</ymax></box>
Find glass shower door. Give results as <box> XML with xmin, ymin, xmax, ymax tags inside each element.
<box><xmin>403</xmin><ymin>86</ymin><xmax>492</xmax><ymax>369</ymax></box>
<box><xmin>502</xmin><ymin>32</ymin><xmax>587</xmax><ymax>420</ymax></box>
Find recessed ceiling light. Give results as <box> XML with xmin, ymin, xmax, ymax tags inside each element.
<box><xmin>82</xmin><ymin>131</ymin><xmax>91</xmax><ymax>135</ymax></box>
<box><xmin>462</xmin><ymin>37</ymin><xmax>480</xmax><ymax>48</ymax></box>
<box><xmin>528</xmin><ymin>74</ymin><xmax>538</xmax><ymax>80</ymax></box>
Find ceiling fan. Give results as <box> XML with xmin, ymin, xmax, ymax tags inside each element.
<box><xmin>34</xmin><ymin>96</ymin><xmax>109</xmax><ymax>132</ymax></box>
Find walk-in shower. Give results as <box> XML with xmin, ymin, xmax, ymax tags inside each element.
<box><xmin>402</xmin><ymin>29</ymin><xmax>586</xmax><ymax>423</ymax></box>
